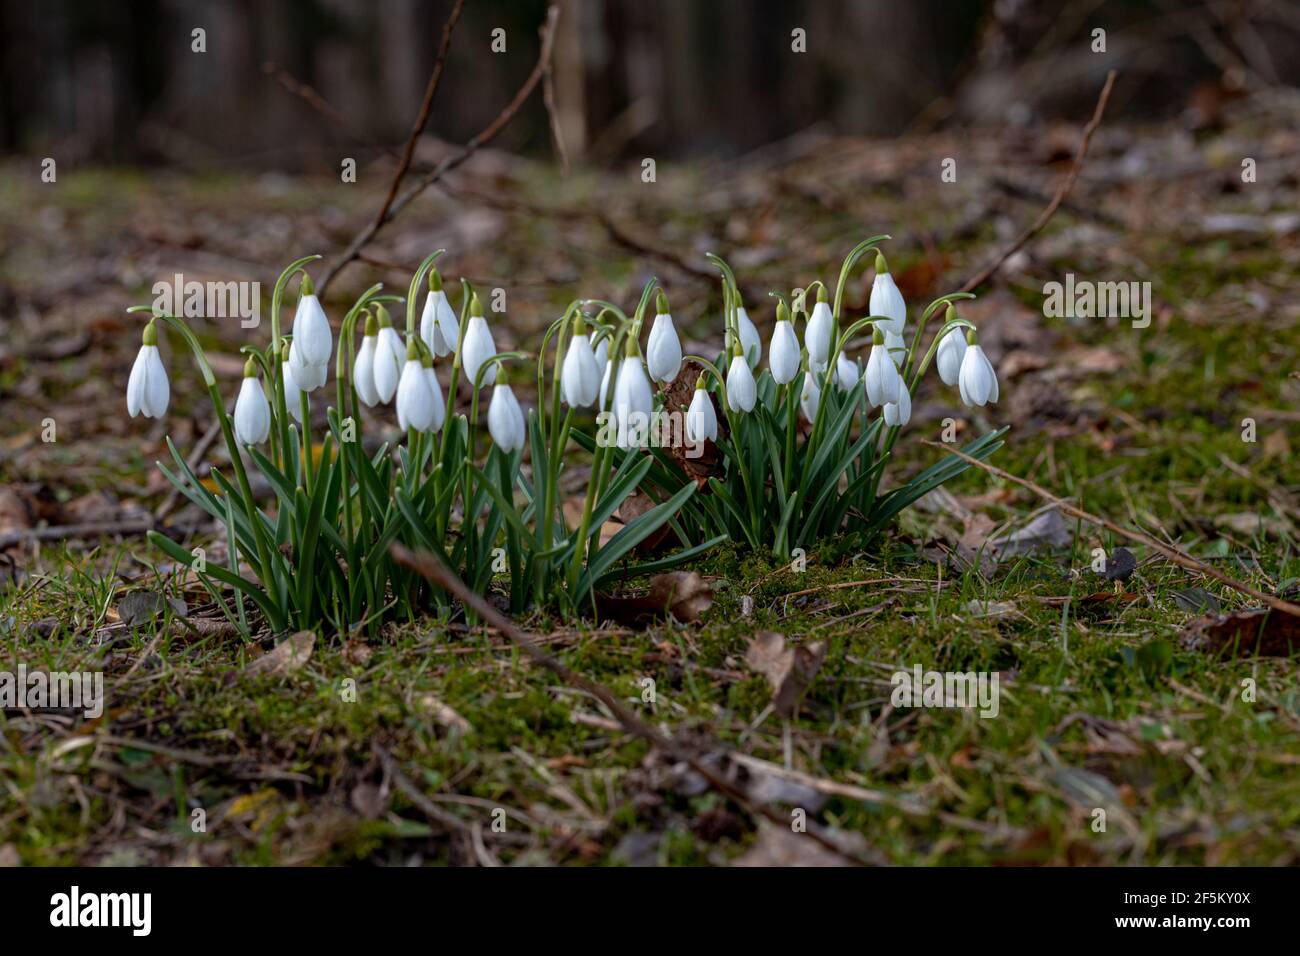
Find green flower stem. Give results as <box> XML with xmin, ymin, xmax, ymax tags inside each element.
<box><xmin>269</xmin><ymin>255</ymin><xmax>322</xmax><ymax>470</ymax></box>
<box><xmin>831</xmin><ymin>235</ymin><xmax>890</xmax><ymax>321</ymax></box>
<box><xmin>905</xmin><ymin>292</ymin><xmax>976</xmax><ymax>381</ymax></box>
<box><xmin>299</xmin><ymin>390</ymin><xmax>313</xmax><ymax>492</ymax></box>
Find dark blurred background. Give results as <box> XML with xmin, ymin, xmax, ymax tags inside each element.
<box><xmin>3</xmin><ymin>0</ymin><xmax>1299</xmax><ymax>168</ymax></box>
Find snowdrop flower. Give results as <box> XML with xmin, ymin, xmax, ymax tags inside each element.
<box><xmin>685</xmin><ymin>375</ymin><xmax>718</xmax><ymax>443</ymax></box>
<box><xmin>645</xmin><ymin>291</ymin><xmax>682</xmax><ymax>383</ymax></box>
<box><xmin>869</xmin><ymin>251</ymin><xmax>906</xmax><ymax>336</ymax></box>
<box><xmin>736</xmin><ymin>303</ymin><xmax>762</xmax><ymax>366</ymax></box>
<box><xmin>726</xmin><ymin>344</ymin><xmax>757</xmax><ymax>413</ymax></box>
<box><xmin>805</xmin><ymin>288</ymin><xmax>834</xmax><ymax>371</ymax></box>
<box><xmin>883</xmin><ymin>386</ymin><xmax>912</xmax><ymax>427</ymax></box>
<box><xmin>396</xmin><ymin>341</ymin><xmax>436</xmax><ymax>433</ymax></box>
<box><xmin>799</xmin><ymin>370</ymin><xmax>821</xmax><ymax>423</ymax></box>
<box><xmin>419</xmin><ymin>269</ymin><xmax>458</xmax><ymax>358</ymax></box>
<box><xmin>460</xmin><ymin>293</ymin><xmax>498</xmax><ymax>387</ymax></box>
<box><xmin>233</xmin><ymin>359</ymin><xmax>271</xmax><ymax>446</ymax></box>
<box><xmin>281</xmin><ymin>341</ymin><xmax>303</xmax><ymax>422</ymax></box>
<box><xmin>423</xmin><ymin>355</ymin><xmax>446</xmax><ymax>434</ymax></box>
<box><xmin>864</xmin><ymin>328</ymin><xmax>902</xmax><ymax>407</ymax></box>
<box><xmin>488</xmin><ymin>384</ymin><xmax>525</xmax><ymax>453</ymax></box>
<box><xmin>352</xmin><ymin>311</ymin><xmax>380</xmax><ymax>407</ymax></box>
<box><xmin>613</xmin><ymin>342</ymin><xmax>654</xmax><ymax>448</ymax></box>
<box><xmin>958</xmin><ymin>330</ymin><xmax>999</xmax><ymax>407</ymax></box>
<box><xmin>885</xmin><ymin>330</ymin><xmax>906</xmax><ymax>369</ymax></box>
<box><xmin>935</xmin><ymin>308</ymin><xmax>967</xmax><ymax>386</ymax></box>
<box><xmin>288</xmin><ymin>337</ymin><xmax>327</xmax><ymax>391</ymax></box>
<box><xmin>372</xmin><ymin>305</ymin><xmax>404</xmax><ymax>404</ymax></box>
<box><xmin>561</xmin><ymin>317</ymin><xmax>601</xmax><ymax>408</ymax></box>
<box><xmin>835</xmin><ymin>351</ymin><xmax>860</xmax><ymax>391</ymax></box>
<box><xmin>768</xmin><ymin>300</ymin><xmax>800</xmax><ymax>385</ymax></box>
<box><xmin>292</xmin><ymin>273</ymin><xmax>333</xmax><ymax>367</ymax></box>
<box><xmin>126</xmin><ymin>319</ymin><xmax>169</xmax><ymax>419</ymax></box>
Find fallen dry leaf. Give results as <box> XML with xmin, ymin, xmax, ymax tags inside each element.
<box><xmin>416</xmin><ymin>692</ymin><xmax>474</xmax><ymax>737</ymax></box>
<box><xmin>1180</xmin><ymin>609</ymin><xmax>1300</xmax><ymax>657</ymax></box>
<box><xmin>240</xmin><ymin>631</ymin><xmax>315</xmax><ymax>679</ymax></box>
<box><xmin>597</xmin><ymin>571</ymin><xmax>714</xmax><ymax>627</ymax></box>
<box><xmin>731</xmin><ymin>823</ymin><xmax>865</xmax><ymax>867</ymax></box>
<box><xmin>744</xmin><ymin>631</ymin><xmax>826</xmax><ymax>717</ymax></box>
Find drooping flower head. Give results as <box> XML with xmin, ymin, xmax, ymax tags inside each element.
<box><xmin>805</xmin><ymin>284</ymin><xmax>833</xmax><ymax>372</ymax></box>
<box><xmin>935</xmin><ymin>305</ymin><xmax>967</xmax><ymax>387</ymax></box>
<box><xmin>561</xmin><ymin>314</ymin><xmax>601</xmax><ymax>408</ymax></box>
<box><xmin>353</xmin><ymin>309</ymin><xmax>381</xmax><ymax>407</ymax></box>
<box><xmin>291</xmin><ymin>272</ymin><xmax>332</xmax><ymax>374</ymax></box>
<box><xmin>646</xmin><ymin>290</ymin><xmax>682</xmax><ymax>383</ymax></box>
<box><xmin>864</xmin><ymin>326</ymin><xmax>902</xmax><ymax>408</ymax></box>
<box><xmin>768</xmin><ymin>299</ymin><xmax>800</xmax><ymax>386</ymax></box>
<box><xmin>735</xmin><ymin>299</ymin><xmax>762</xmax><ymax>367</ymax></box>
<box><xmin>799</xmin><ymin>369</ymin><xmax>821</xmax><ymax>423</ymax></box>
<box><xmin>422</xmin><ymin>350</ymin><xmax>446</xmax><ymax>435</ymax></box>
<box><xmin>488</xmin><ymin>383</ymin><xmax>526</xmax><ymax>453</ymax></box>
<box><xmin>726</xmin><ymin>341</ymin><xmax>757</xmax><ymax>413</ymax></box>
<box><xmin>613</xmin><ymin>338</ymin><xmax>654</xmax><ymax>448</ymax></box>
<box><xmin>396</xmin><ymin>337</ymin><xmax>436</xmax><ymax>432</ymax></box>
<box><xmin>126</xmin><ymin>319</ymin><xmax>170</xmax><ymax>419</ymax></box>
<box><xmin>281</xmin><ymin>339</ymin><xmax>303</xmax><ymax>422</ymax></box>
<box><xmin>460</xmin><ymin>292</ymin><xmax>498</xmax><ymax>388</ymax></box>
<box><xmin>685</xmin><ymin>373</ymin><xmax>718</xmax><ymax>444</ymax></box>
<box><xmin>233</xmin><ymin>357</ymin><xmax>271</xmax><ymax>446</ymax></box>
<box><xmin>869</xmin><ymin>251</ymin><xmax>906</xmax><ymax>336</ymax></box>
<box><xmin>958</xmin><ymin>329</ymin><xmax>999</xmax><ymax>407</ymax></box>
<box><xmin>372</xmin><ymin>303</ymin><xmax>404</xmax><ymax>404</ymax></box>
<box><xmin>420</xmin><ymin>268</ymin><xmax>459</xmax><ymax>358</ymax></box>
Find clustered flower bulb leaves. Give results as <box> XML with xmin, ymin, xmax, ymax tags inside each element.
<box><xmin>396</xmin><ymin>338</ymin><xmax>438</xmax><ymax>432</ymax></box>
<box><xmin>735</xmin><ymin>301</ymin><xmax>762</xmax><ymax>366</ymax></box>
<box><xmin>352</xmin><ymin>310</ymin><xmax>381</xmax><ymax>407</ymax></box>
<box><xmin>372</xmin><ymin>304</ymin><xmax>404</xmax><ymax>403</ymax></box>
<box><xmin>768</xmin><ymin>299</ymin><xmax>800</xmax><ymax>385</ymax></box>
<box><xmin>460</xmin><ymin>292</ymin><xmax>498</xmax><ymax>387</ymax></box>
<box><xmin>805</xmin><ymin>285</ymin><xmax>833</xmax><ymax>371</ymax></box>
<box><xmin>488</xmin><ymin>383</ymin><xmax>525</xmax><ymax>452</ymax></box>
<box><xmin>233</xmin><ymin>357</ymin><xmax>271</xmax><ymax>445</ymax></box>
<box><xmin>958</xmin><ymin>329</ymin><xmax>999</xmax><ymax>407</ymax></box>
<box><xmin>613</xmin><ymin>339</ymin><xmax>654</xmax><ymax>448</ymax></box>
<box><xmin>726</xmin><ymin>341</ymin><xmax>757</xmax><ymax>413</ymax></box>
<box><xmin>869</xmin><ymin>251</ymin><xmax>907</xmax><ymax>336</ymax></box>
<box><xmin>863</xmin><ymin>327</ymin><xmax>903</xmax><ymax>407</ymax></box>
<box><xmin>288</xmin><ymin>273</ymin><xmax>331</xmax><ymax>391</ymax></box>
<box><xmin>645</xmin><ymin>290</ymin><xmax>682</xmax><ymax>383</ymax></box>
<box><xmin>561</xmin><ymin>315</ymin><xmax>601</xmax><ymax>408</ymax></box>
<box><xmin>686</xmin><ymin>373</ymin><xmax>718</xmax><ymax>443</ymax></box>
<box><xmin>420</xmin><ymin>268</ymin><xmax>459</xmax><ymax>358</ymax></box>
<box><xmin>126</xmin><ymin>319</ymin><xmax>169</xmax><ymax>419</ymax></box>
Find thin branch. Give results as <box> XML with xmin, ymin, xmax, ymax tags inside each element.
<box><xmin>319</xmin><ymin>4</ymin><xmax>560</xmax><ymax>295</ymax></box>
<box><xmin>923</xmin><ymin>440</ymin><xmax>1300</xmax><ymax>619</ymax></box>
<box><xmin>390</xmin><ymin>542</ymin><xmax>872</xmax><ymax>865</ymax></box>
<box><xmin>959</xmin><ymin>70</ymin><xmax>1117</xmax><ymax>293</ymax></box>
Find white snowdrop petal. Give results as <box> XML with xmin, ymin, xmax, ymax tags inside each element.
<box><xmin>234</xmin><ymin>377</ymin><xmax>271</xmax><ymax>445</ymax></box>
<box><xmin>353</xmin><ymin>336</ymin><xmax>379</xmax><ymax>407</ymax></box>
<box><xmin>425</xmin><ymin>368</ymin><xmax>446</xmax><ymax>433</ymax></box>
<box><xmin>769</xmin><ymin>320</ymin><xmax>800</xmax><ymax>385</ymax></box>
<box><xmin>736</xmin><ymin>307</ymin><xmax>762</xmax><ymax>366</ymax></box>
<box><xmin>806</xmin><ymin>301</ymin><xmax>833</xmax><ymax>368</ymax></box>
<box><xmin>373</xmin><ymin>328</ymin><xmax>403</xmax><ymax>403</ymax></box>
<box><xmin>646</xmin><ymin>313</ymin><xmax>682</xmax><ymax>383</ymax></box>
<box><xmin>936</xmin><ymin>328</ymin><xmax>967</xmax><ymax>386</ymax></box>
<box><xmin>726</xmin><ymin>355</ymin><xmax>756</xmax><ymax>412</ymax></box>
<box><xmin>869</xmin><ymin>272</ymin><xmax>907</xmax><ymax>336</ymax></box>
<box><xmin>488</xmin><ymin>385</ymin><xmax>525</xmax><ymax>452</ymax></box>
<box><xmin>461</xmin><ymin>315</ymin><xmax>498</xmax><ymax>387</ymax></box>
<box><xmin>293</xmin><ymin>294</ymin><xmax>333</xmax><ymax>366</ymax></box>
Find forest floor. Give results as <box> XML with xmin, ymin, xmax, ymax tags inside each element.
<box><xmin>1</xmin><ymin>95</ymin><xmax>1299</xmax><ymax>865</ymax></box>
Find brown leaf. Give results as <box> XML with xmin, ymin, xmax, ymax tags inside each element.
<box><xmin>240</xmin><ymin>631</ymin><xmax>315</xmax><ymax>679</ymax></box>
<box><xmin>1180</xmin><ymin>609</ymin><xmax>1300</xmax><ymax>657</ymax></box>
<box><xmin>744</xmin><ymin>631</ymin><xmax>826</xmax><ymax>717</ymax></box>
<box><xmin>596</xmin><ymin>571</ymin><xmax>714</xmax><ymax>627</ymax></box>
<box><xmin>731</xmin><ymin>823</ymin><xmax>864</xmax><ymax>867</ymax></box>
<box><xmin>616</xmin><ymin>486</ymin><xmax>677</xmax><ymax>554</ymax></box>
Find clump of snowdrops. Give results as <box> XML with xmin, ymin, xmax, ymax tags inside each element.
<box><xmin>576</xmin><ymin>235</ymin><xmax>1008</xmax><ymax>559</ymax></box>
<box><xmin>127</xmin><ymin>252</ymin><xmax>709</xmax><ymax>635</ymax></box>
